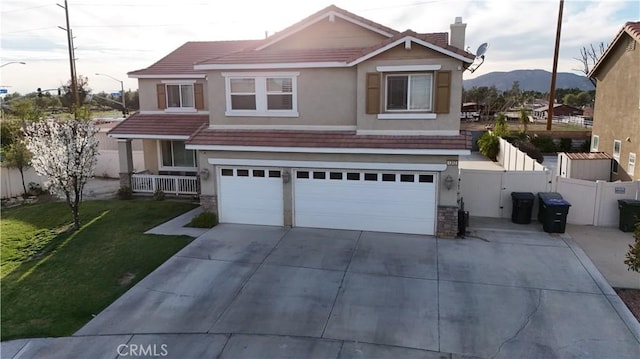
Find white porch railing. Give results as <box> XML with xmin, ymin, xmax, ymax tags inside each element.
<box><xmin>131</xmin><ymin>174</ymin><xmax>199</xmax><ymax>195</ymax></box>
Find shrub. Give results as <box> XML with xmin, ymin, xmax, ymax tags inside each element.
<box><xmin>514</xmin><ymin>140</ymin><xmax>544</xmax><ymax>163</ymax></box>
<box><xmin>27</xmin><ymin>182</ymin><xmax>45</xmax><ymax>196</ymax></box>
<box><xmin>153</xmin><ymin>189</ymin><xmax>165</xmax><ymax>201</ymax></box>
<box><xmin>559</xmin><ymin>138</ymin><xmax>573</xmax><ymax>152</ymax></box>
<box><xmin>531</xmin><ymin>135</ymin><xmax>557</xmax><ymax>153</ymax></box>
<box><xmin>117</xmin><ymin>186</ymin><xmax>132</xmax><ymax>200</ymax></box>
<box><xmin>187</xmin><ymin>211</ymin><xmax>218</xmax><ymax>228</ymax></box>
<box><xmin>580</xmin><ymin>138</ymin><xmax>591</xmax><ymax>152</ymax></box>
<box><xmin>493</xmin><ymin>113</ymin><xmax>509</xmax><ymax>137</ymax></box>
<box><xmin>478</xmin><ymin>132</ymin><xmax>500</xmax><ymax>161</ymax></box>
<box><xmin>624</xmin><ymin>222</ymin><xmax>640</xmax><ymax>272</ymax></box>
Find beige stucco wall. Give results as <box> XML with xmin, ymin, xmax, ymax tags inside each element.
<box><xmin>142</xmin><ymin>139</ymin><xmax>159</xmax><ymax>173</ymax></box>
<box><xmin>592</xmin><ymin>34</ymin><xmax>640</xmax><ymax>181</ymax></box>
<box><xmin>206</xmin><ymin>68</ymin><xmax>357</xmax><ymax>127</ymax></box>
<box><xmin>268</xmin><ymin>17</ymin><xmax>388</xmax><ymax>50</ymax></box>
<box><xmin>137</xmin><ymin>78</ymin><xmax>209</xmax><ymax>112</ymax></box>
<box><xmin>356</xmin><ymin>45</ymin><xmax>463</xmax><ymax>132</ymax></box>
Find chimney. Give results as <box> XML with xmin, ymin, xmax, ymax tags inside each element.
<box><xmin>450</xmin><ymin>16</ymin><xmax>466</xmax><ymax>50</ymax></box>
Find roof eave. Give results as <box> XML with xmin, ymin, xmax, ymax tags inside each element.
<box><xmin>588</xmin><ymin>25</ymin><xmax>639</xmax><ymax>78</ymax></box>
<box><xmin>128</xmin><ymin>73</ymin><xmax>207</xmax><ymax>79</ymax></box>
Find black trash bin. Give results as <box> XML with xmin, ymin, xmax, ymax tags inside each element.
<box><xmin>540</xmin><ymin>197</ymin><xmax>571</xmax><ymax>233</ymax></box>
<box><xmin>617</xmin><ymin>199</ymin><xmax>640</xmax><ymax>232</ymax></box>
<box><xmin>537</xmin><ymin>192</ymin><xmax>563</xmax><ymax>222</ymax></box>
<box><xmin>511</xmin><ymin>192</ymin><xmax>535</xmax><ymax>224</ymax></box>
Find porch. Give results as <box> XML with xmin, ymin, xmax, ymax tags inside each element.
<box><xmin>131</xmin><ymin>174</ymin><xmax>199</xmax><ymax>195</ymax></box>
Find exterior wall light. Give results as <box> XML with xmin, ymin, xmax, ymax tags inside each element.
<box><xmin>199</xmin><ymin>168</ymin><xmax>210</xmax><ymax>180</ymax></box>
<box><xmin>444</xmin><ymin>174</ymin><xmax>454</xmax><ymax>190</ymax></box>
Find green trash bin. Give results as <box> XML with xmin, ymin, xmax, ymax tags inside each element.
<box><xmin>540</xmin><ymin>197</ymin><xmax>571</xmax><ymax>233</ymax></box>
<box><xmin>618</xmin><ymin>199</ymin><xmax>640</xmax><ymax>232</ymax></box>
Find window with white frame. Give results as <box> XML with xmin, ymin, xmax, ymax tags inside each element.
<box><xmin>166</xmin><ymin>84</ymin><xmax>194</xmax><ymax>108</ymax></box>
<box><xmin>591</xmin><ymin>135</ymin><xmax>599</xmax><ymax>151</ymax></box>
<box><xmin>160</xmin><ymin>140</ymin><xmax>197</xmax><ymax>168</ymax></box>
<box><xmin>385</xmin><ymin>73</ymin><xmax>433</xmax><ymax>112</ymax></box>
<box><xmin>224</xmin><ymin>72</ymin><xmax>298</xmax><ymax>116</ymax></box>
<box><xmin>629</xmin><ymin>152</ymin><xmax>636</xmax><ymax>176</ymax></box>
<box><xmin>612</xmin><ymin>139</ymin><xmax>621</xmax><ymax>174</ymax></box>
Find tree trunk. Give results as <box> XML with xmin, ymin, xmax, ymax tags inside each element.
<box><xmin>18</xmin><ymin>167</ymin><xmax>27</xmax><ymax>196</ymax></box>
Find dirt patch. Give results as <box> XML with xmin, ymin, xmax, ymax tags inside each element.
<box><xmin>118</xmin><ymin>272</ymin><xmax>136</xmax><ymax>286</ymax></box>
<box><xmin>614</xmin><ymin>288</ymin><xmax>640</xmax><ymax>323</ymax></box>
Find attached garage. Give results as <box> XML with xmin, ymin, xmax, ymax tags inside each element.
<box><xmin>217</xmin><ymin>167</ymin><xmax>284</xmax><ymax>226</ymax></box>
<box><xmin>294</xmin><ymin>169</ymin><xmax>437</xmax><ymax>235</ymax></box>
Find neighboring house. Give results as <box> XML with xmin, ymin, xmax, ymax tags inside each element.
<box><xmin>588</xmin><ymin>21</ymin><xmax>640</xmax><ymax>181</ymax></box>
<box><xmin>532</xmin><ymin>103</ymin><xmax>583</xmax><ymax>120</ymax></box>
<box><xmin>109</xmin><ymin>5</ymin><xmax>474</xmax><ymax>237</ymax></box>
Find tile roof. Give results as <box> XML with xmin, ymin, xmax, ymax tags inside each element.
<box><xmin>108</xmin><ymin>113</ymin><xmax>208</xmax><ymax>138</ymax></box>
<box><xmin>588</xmin><ymin>21</ymin><xmax>640</xmax><ymax>77</ymax></box>
<box><xmin>186</xmin><ymin>129</ymin><xmax>472</xmax><ymax>150</ymax></box>
<box><xmin>128</xmin><ymin>40</ymin><xmax>261</xmax><ymax>77</ymax></box>
<box><xmin>260</xmin><ymin>4</ymin><xmax>400</xmax><ymax>48</ymax></box>
<box><xmin>360</xmin><ymin>30</ymin><xmax>475</xmax><ymax>61</ymax></box>
<box><xmin>564</xmin><ymin>152</ymin><xmax>612</xmax><ymax>160</ymax></box>
<box><xmin>201</xmin><ymin>47</ymin><xmax>368</xmax><ymax>65</ymax></box>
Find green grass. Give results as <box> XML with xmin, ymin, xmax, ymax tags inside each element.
<box><xmin>0</xmin><ymin>200</ymin><xmax>197</xmax><ymax>340</ymax></box>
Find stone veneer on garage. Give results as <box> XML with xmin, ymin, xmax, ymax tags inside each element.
<box><xmin>437</xmin><ymin>206</ymin><xmax>459</xmax><ymax>238</ymax></box>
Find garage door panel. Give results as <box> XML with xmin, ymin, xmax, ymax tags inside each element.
<box><xmin>219</xmin><ymin>169</ymin><xmax>283</xmax><ymax>226</ymax></box>
<box><xmin>294</xmin><ymin>171</ymin><xmax>436</xmax><ymax>235</ymax></box>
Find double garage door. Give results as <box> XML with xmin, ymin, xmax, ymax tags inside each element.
<box><xmin>218</xmin><ymin>167</ymin><xmax>436</xmax><ymax>235</ymax></box>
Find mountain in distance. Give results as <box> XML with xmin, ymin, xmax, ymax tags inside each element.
<box><xmin>463</xmin><ymin>69</ymin><xmax>595</xmax><ymax>92</ymax></box>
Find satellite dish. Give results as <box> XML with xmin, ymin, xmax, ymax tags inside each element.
<box><xmin>475</xmin><ymin>42</ymin><xmax>488</xmax><ymax>59</ymax></box>
<box><xmin>466</xmin><ymin>42</ymin><xmax>488</xmax><ymax>73</ymax></box>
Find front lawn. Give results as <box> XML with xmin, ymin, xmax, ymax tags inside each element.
<box><xmin>1</xmin><ymin>200</ymin><xmax>197</xmax><ymax>340</ymax></box>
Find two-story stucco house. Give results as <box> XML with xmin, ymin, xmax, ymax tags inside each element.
<box><xmin>109</xmin><ymin>5</ymin><xmax>474</xmax><ymax>237</ymax></box>
<box><xmin>588</xmin><ymin>21</ymin><xmax>640</xmax><ymax>181</ymax></box>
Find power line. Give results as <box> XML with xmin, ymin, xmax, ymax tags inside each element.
<box><xmin>0</xmin><ymin>4</ymin><xmax>53</xmax><ymax>14</ymax></box>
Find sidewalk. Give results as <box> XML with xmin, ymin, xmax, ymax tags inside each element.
<box><xmin>566</xmin><ymin>224</ymin><xmax>639</xmax><ymax>289</ymax></box>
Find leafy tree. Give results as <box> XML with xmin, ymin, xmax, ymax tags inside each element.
<box><xmin>3</xmin><ymin>140</ymin><xmax>31</xmax><ymax>195</ymax></box>
<box><xmin>518</xmin><ymin>107</ymin><xmax>529</xmax><ymax>134</ymax></box>
<box><xmin>478</xmin><ymin>132</ymin><xmax>500</xmax><ymax>161</ymax></box>
<box><xmin>493</xmin><ymin>113</ymin><xmax>509</xmax><ymax>137</ymax></box>
<box><xmin>60</xmin><ymin>75</ymin><xmax>91</xmax><ymax>111</ymax></box>
<box><xmin>24</xmin><ymin>119</ymin><xmax>99</xmax><ymax>230</ymax></box>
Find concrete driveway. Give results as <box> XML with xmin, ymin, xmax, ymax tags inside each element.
<box><xmin>4</xmin><ymin>223</ymin><xmax>640</xmax><ymax>358</ymax></box>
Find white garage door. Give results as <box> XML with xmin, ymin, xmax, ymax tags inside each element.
<box><xmin>294</xmin><ymin>170</ymin><xmax>436</xmax><ymax>235</ymax></box>
<box><xmin>218</xmin><ymin>168</ymin><xmax>283</xmax><ymax>226</ymax></box>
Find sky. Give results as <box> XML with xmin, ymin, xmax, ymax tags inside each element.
<box><xmin>1</xmin><ymin>0</ymin><xmax>639</xmax><ymax>96</ymax></box>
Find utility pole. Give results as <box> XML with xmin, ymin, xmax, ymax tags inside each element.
<box><xmin>58</xmin><ymin>0</ymin><xmax>80</xmax><ymax>108</ymax></box>
<box><xmin>547</xmin><ymin>0</ymin><xmax>564</xmax><ymax>131</ymax></box>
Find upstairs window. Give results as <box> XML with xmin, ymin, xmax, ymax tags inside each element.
<box><xmin>166</xmin><ymin>84</ymin><xmax>194</xmax><ymax>108</ymax></box>
<box><xmin>386</xmin><ymin>74</ymin><xmax>433</xmax><ymax>111</ymax></box>
<box><xmin>224</xmin><ymin>72</ymin><xmax>298</xmax><ymax>117</ymax></box>
<box><xmin>157</xmin><ymin>81</ymin><xmax>204</xmax><ymax>111</ymax></box>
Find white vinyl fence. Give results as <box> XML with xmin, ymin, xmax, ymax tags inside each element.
<box><xmin>1</xmin><ymin>166</ymin><xmax>46</xmax><ymax>198</ymax></box>
<box><xmin>497</xmin><ymin>138</ymin><xmax>546</xmax><ymax>171</ymax></box>
<box><xmin>460</xmin><ymin>168</ymin><xmax>554</xmax><ymax>220</ymax></box>
<box><xmin>460</xmin><ymin>167</ymin><xmax>639</xmax><ymax>226</ymax></box>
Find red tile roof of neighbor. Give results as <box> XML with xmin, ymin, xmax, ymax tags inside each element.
<box><xmin>108</xmin><ymin>113</ymin><xmax>208</xmax><ymax>138</ymax></box>
<box><xmin>186</xmin><ymin>129</ymin><xmax>472</xmax><ymax>150</ymax></box>
<box><xmin>565</xmin><ymin>152</ymin><xmax>612</xmax><ymax>160</ymax></box>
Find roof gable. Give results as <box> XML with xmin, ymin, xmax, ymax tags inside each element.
<box><xmin>256</xmin><ymin>5</ymin><xmax>398</xmax><ymax>51</ymax></box>
<box><xmin>588</xmin><ymin>21</ymin><xmax>640</xmax><ymax>78</ymax></box>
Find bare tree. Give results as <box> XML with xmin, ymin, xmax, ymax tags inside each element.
<box><xmin>574</xmin><ymin>42</ymin><xmax>607</xmax><ymax>86</ymax></box>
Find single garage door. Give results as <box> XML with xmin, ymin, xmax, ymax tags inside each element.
<box><xmin>294</xmin><ymin>170</ymin><xmax>436</xmax><ymax>235</ymax></box>
<box><xmin>218</xmin><ymin>167</ymin><xmax>283</xmax><ymax>226</ymax></box>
